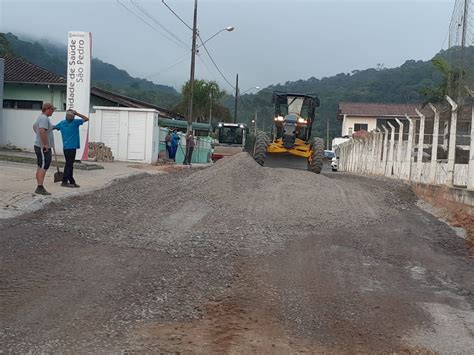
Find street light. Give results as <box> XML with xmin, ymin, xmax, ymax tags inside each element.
<box><xmin>198</xmin><ymin>26</ymin><xmax>235</xmax><ymax>48</ymax></box>
<box><xmin>240</xmin><ymin>86</ymin><xmax>260</xmax><ymax>95</ymax></box>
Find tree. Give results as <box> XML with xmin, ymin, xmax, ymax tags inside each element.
<box><xmin>174</xmin><ymin>79</ymin><xmax>232</xmax><ymax>123</ymax></box>
<box><xmin>420</xmin><ymin>57</ymin><xmax>463</xmax><ymax>103</ymax></box>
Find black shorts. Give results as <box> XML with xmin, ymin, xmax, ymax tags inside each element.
<box><xmin>34</xmin><ymin>146</ymin><xmax>52</xmax><ymax>170</ymax></box>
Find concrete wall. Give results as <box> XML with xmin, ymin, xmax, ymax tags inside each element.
<box><xmin>0</xmin><ymin>59</ymin><xmax>4</xmax><ymax>140</ymax></box>
<box><xmin>0</xmin><ymin>108</ymin><xmax>95</xmax><ymax>155</ymax></box>
<box><xmin>0</xmin><ymin>106</ymin><xmax>212</xmax><ymax>164</ymax></box>
<box><xmin>338</xmin><ymin>100</ymin><xmax>473</xmax><ymax>195</ymax></box>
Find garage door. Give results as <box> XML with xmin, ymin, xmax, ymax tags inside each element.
<box><xmin>101</xmin><ymin>110</ymin><xmax>120</xmax><ymax>157</ymax></box>
<box><xmin>127</xmin><ymin>112</ymin><xmax>147</xmax><ymax>161</ymax></box>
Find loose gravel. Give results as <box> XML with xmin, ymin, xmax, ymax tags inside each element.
<box><xmin>1</xmin><ymin>153</ymin><xmax>472</xmax><ymax>353</ymax></box>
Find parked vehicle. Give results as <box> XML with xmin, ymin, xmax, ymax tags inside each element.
<box><xmin>331</xmin><ymin>156</ymin><xmax>338</xmax><ymax>171</ymax></box>
<box><xmin>324</xmin><ymin>150</ymin><xmax>336</xmax><ymax>160</ymax></box>
<box><xmin>211</xmin><ymin>122</ymin><xmax>248</xmax><ymax>162</ymax></box>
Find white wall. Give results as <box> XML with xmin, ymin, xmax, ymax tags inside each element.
<box><xmin>342</xmin><ymin>116</ymin><xmax>377</xmax><ymax>136</ymax></box>
<box><xmin>0</xmin><ymin>108</ymin><xmax>94</xmax><ymax>155</ymax></box>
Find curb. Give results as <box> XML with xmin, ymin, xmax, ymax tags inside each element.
<box><xmin>0</xmin><ymin>171</ymin><xmax>152</xmax><ymax>220</ymax></box>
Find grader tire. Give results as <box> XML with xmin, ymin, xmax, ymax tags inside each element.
<box><xmin>308</xmin><ymin>137</ymin><xmax>324</xmax><ymax>174</ymax></box>
<box><xmin>253</xmin><ymin>131</ymin><xmax>269</xmax><ymax>166</ymax></box>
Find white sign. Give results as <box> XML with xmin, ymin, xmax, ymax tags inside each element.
<box><xmin>67</xmin><ymin>31</ymin><xmax>92</xmax><ymax>161</ymax></box>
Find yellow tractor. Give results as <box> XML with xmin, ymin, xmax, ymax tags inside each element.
<box><xmin>253</xmin><ymin>91</ymin><xmax>325</xmax><ymax>173</ymax></box>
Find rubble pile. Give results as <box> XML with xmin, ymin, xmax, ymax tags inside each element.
<box><xmin>88</xmin><ymin>142</ymin><xmax>114</xmax><ymax>162</ymax></box>
<box><xmin>186</xmin><ymin>153</ymin><xmax>267</xmax><ymax>197</ymax></box>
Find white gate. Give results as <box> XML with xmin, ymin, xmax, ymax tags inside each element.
<box><xmin>127</xmin><ymin>112</ymin><xmax>147</xmax><ymax>160</ymax></box>
<box><xmin>101</xmin><ymin>110</ymin><xmax>120</xmax><ymax>154</ymax></box>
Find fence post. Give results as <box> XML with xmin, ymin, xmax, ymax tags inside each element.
<box><xmin>415</xmin><ymin>108</ymin><xmax>426</xmax><ymax>183</ymax></box>
<box><xmin>387</xmin><ymin>122</ymin><xmax>395</xmax><ymax>177</ymax></box>
<box><xmin>356</xmin><ymin>139</ymin><xmax>362</xmax><ymax>173</ymax></box>
<box><xmin>395</xmin><ymin>118</ymin><xmax>404</xmax><ymax>179</ymax></box>
<box><xmin>370</xmin><ymin>132</ymin><xmax>377</xmax><ymax>175</ymax></box>
<box><xmin>363</xmin><ymin>137</ymin><xmax>370</xmax><ymax>174</ymax></box>
<box><xmin>468</xmin><ymin>103</ymin><xmax>474</xmax><ymax>190</ymax></box>
<box><xmin>428</xmin><ymin>103</ymin><xmax>440</xmax><ymax>185</ymax></box>
<box><xmin>381</xmin><ymin>125</ymin><xmax>389</xmax><ymax>176</ymax></box>
<box><xmin>446</xmin><ymin>95</ymin><xmax>458</xmax><ymax>187</ymax></box>
<box><xmin>349</xmin><ymin>140</ymin><xmax>354</xmax><ymax>172</ymax></box>
<box><xmin>376</xmin><ymin>129</ymin><xmax>384</xmax><ymax>175</ymax></box>
<box><xmin>405</xmin><ymin>114</ymin><xmax>414</xmax><ymax>181</ymax></box>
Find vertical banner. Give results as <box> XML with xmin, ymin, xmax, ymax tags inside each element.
<box><xmin>67</xmin><ymin>31</ymin><xmax>92</xmax><ymax>161</ymax></box>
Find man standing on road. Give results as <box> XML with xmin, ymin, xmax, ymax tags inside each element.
<box><xmin>184</xmin><ymin>131</ymin><xmax>195</xmax><ymax>166</ymax></box>
<box><xmin>33</xmin><ymin>103</ymin><xmax>56</xmax><ymax>195</ymax></box>
<box><xmin>170</xmin><ymin>129</ymin><xmax>180</xmax><ymax>162</ymax></box>
<box><xmin>54</xmin><ymin>109</ymin><xmax>89</xmax><ymax>188</ymax></box>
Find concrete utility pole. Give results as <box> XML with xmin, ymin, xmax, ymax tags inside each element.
<box><xmin>187</xmin><ymin>0</ymin><xmax>198</xmax><ymax>133</ymax></box>
<box><xmin>326</xmin><ymin>118</ymin><xmax>330</xmax><ymax>149</ymax></box>
<box><xmin>458</xmin><ymin>0</ymin><xmax>469</xmax><ymax>98</ymax></box>
<box><xmin>234</xmin><ymin>73</ymin><xmax>239</xmax><ymax>123</ymax></box>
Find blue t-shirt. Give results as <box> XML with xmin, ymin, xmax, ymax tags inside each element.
<box><xmin>54</xmin><ymin>119</ymin><xmax>84</xmax><ymax>150</ymax></box>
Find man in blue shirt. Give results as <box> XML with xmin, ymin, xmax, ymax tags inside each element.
<box><xmin>54</xmin><ymin>109</ymin><xmax>89</xmax><ymax>188</ymax></box>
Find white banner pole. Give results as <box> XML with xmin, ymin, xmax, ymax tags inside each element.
<box><xmin>66</xmin><ymin>31</ymin><xmax>92</xmax><ymax>161</ymax></box>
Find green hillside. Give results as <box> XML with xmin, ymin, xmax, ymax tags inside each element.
<box><xmin>0</xmin><ymin>33</ymin><xmax>181</xmax><ymax>108</ymax></box>
<box><xmin>233</xmin><ymin>47</ymin><xmax>474</xmax><ymax>140</ymax></box>
<box><xmin>3</xmin><ymin>31</ymin><xmax>473</xmax><ymax>140</ymax></box>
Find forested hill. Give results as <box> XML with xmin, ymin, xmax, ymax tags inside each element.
<box><xmin>0</xmin><ymin>33</ymin><xmax>181</xmax><ymax>108</ymax></box>
<box><xmin>2</xmin><ymin>31</ymin><xmax>473</xmax><ymax>139</ymax></box>
<box><xmin>234</xmin><ymin>47</ymin><xmax>474</xmax><ymax>138</ymax></box>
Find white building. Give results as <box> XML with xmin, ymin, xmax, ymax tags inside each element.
<box><xmin>337</xmin><ymin>102</ymin><xmax>430</xmax><ymax>136</ymax></box>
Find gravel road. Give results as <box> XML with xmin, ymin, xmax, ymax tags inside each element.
<box><xmin>1</xmin><ymin>153</ymin><xmax>473</xmax><ymax>353</ymax></box>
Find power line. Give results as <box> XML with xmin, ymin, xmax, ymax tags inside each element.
<box><xmin>161</xmin><ymin>0</ymin><xmax>193</xmax><ymax>31</ymax></box>
<box><xmin>147</xmin><ymin>53</ymin><xmax>190</xmax><ymax>79</ymax></box>
<box><xmin>116</xmin><ymin>0</ymin><xmax>188</xmax><ymax>51</ymax></box>
<box><xmin>197</xmin><ymin>53</ymin><xmax>214</xmax><ymax>77</ymax></box>
<box><xmin>130</xmin><ymin>0</ymin><xmax>189</xmax><ymax>50</ymax></box>
<box><xmin>197</xmin><ymin>34</ymin><xmax>235</xmax><ymax>90</ymax></box>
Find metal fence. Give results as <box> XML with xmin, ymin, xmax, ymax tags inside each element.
<box><xmin>338</xmin><ymin>97</ymin><xmax>474</xmax><ymax>190</ymax></box>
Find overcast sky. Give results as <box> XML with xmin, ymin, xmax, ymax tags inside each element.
<box><xmin>0</xmin><ymin>0</ymin><xmax>454</xmax><ymax>93</ymax></box>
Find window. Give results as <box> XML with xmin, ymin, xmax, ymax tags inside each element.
<box><xmin>354</xmin><ymin>123</ymin><xmax>368</xmax><ymax>132</ymax></box>
<box><xmin>3</xmin><ymin>99</ymin><xmax>43</xmax><ymax>110</ymax></box>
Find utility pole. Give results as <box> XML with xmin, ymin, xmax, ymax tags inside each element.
<box><xmin>326</xmin><ymin>117</ymin><xmax>330</xmax><ymax>149</ymax></box>
<box><xmin>209</xmin><ymin>91</ymin><xmax>212</xmax><ymax>125</ymax></box>
<box><xmin>254</xmin><ymin>110</ymin><xmax>257</xmax><ymax>136</ymax></box>
<box><xmin>234</xmin><ymin>73</ymin><xmax>239</xmax><ymax>123</ymax></box>
<box><xmin>459</xmin><ymin>0</ymin><xmax>469</xmax><ymax>98</ymax></box>
<box><xmin>187</xmin><ymin>0</ymin><xmax>198</xmax><ymax>133</ymax></box>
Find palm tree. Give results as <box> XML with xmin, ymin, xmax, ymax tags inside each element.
<box><xmin>420</xmin><ymin>57</ymin><xmax>464</xmax><ymax>103</ymax></box>
<box><xmin>174</xmin><ymin>79</ymin><xmax>232</xmax><ymax>123</ymax></box>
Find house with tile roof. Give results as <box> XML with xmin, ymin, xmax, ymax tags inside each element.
<box><xmin>1</xmin><ymin>55</ymin><xmax>182</xmax><ymax>119</ymax></box>
<box><xmin>337</xmin><ymin>102</ymin><xmax>432</xmax><ymax>137</ymax></box>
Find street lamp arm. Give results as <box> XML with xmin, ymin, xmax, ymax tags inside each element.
<box><xmin>240</xmin><ymin>86</ymin><xmax>260</xmax><ymax>95</ymax></box>
<box><xmin>197</xmin><ymin>26</ymin><xmax>235</xmax><ymax>48</ymax></box>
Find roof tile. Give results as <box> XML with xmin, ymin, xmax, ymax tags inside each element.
<box><xmin>1</xmin><ymin>55</ymin><xmax>66</xmax><ymax>84</ymax></box>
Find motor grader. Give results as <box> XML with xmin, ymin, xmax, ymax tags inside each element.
<box><xmin>252</xmin><ymin>91</ymin><xmax>325</xmax><ymax>173</ymax></box>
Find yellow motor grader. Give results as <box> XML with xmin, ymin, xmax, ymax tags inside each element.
<box><xmin>253</xmin><ymin>91</ymin><xmax>325</xmax><ymax>173</ymax></box>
